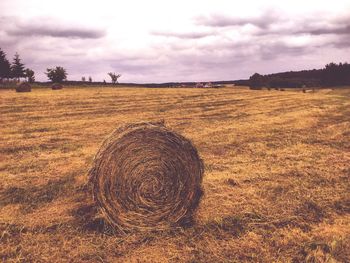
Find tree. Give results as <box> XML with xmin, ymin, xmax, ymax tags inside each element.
<box><xmin>249</xmin><ymin>73</ymin><xmax>266</xmax><ymax>89</ymax></box>
<box><xmin>25</xmin><ymin>68</ymin><xmax>35</xmax><ymax>83</ymax></box>
<box><xmin>88</xmin><ymin>76</ymin><xmax>92</xmax><ymax>82</ymax></box>
<box><xmin>0</xmin><ymin>48</ymin><xmax>11</xmax><ymax>81</ymax></box>
<box><xmin>108</xmin><ymin>72</ymin><xmax>121</xmax><ymax>84</ymax></box>
<box><xmin>11</xmin><ymin>52</ymin><xmax>26</xmax><ymax>81</ymax></box>
<box><xmin>322</xmin><ymin>62</ymin><xmax>350</xmax><ymax>86</ymax></box>
<box><xmin>82</xmin><ymin>76</ymin><xmax>86</xmax><ymax>82</ymax></box>
<box><xmin>45</xmin><ymin>66</ymin><xmax>67</xmax><ymax>83</ymax></box>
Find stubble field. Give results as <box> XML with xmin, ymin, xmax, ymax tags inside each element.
<box><xmin>1</xmin><ymin>86</ymin><xmax>349</xmax><ymax>262</ymax></box>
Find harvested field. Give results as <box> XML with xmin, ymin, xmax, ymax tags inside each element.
<box><xmin>1</xmin><ymin>86</ymin><xmax>350</xmax><ymax>262</ymax></box>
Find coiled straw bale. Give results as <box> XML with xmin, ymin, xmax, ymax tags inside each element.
<box><xmin>89</xmin><ymin>122</ymin><xmax>204</xmax><ymax>233</ymax></box>
<box><xmin>16</xmin><ymin>82</ymin><xmax>31</xmax><ymax>92</ymax></box>
<box><xmin>51</xmin><ymin>83</ymin><xmax>63</xmax><ymax>90</ymax></box>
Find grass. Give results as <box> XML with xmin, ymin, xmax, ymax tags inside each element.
<box><xmin>0</xmin><ymin>86</ymin><xmax>349</xmax><ymax>262</ymax></box>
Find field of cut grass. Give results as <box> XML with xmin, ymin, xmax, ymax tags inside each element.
<box><xmin>1</xmin><ymin>86</ymin><xmax>349</xmax><ymax>262</ymax></box>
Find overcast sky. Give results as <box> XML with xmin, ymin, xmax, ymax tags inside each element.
<box><xmin>1</xmin><ymin>0</ymin><xmax>350</xmax><ymax>82</ymax></box>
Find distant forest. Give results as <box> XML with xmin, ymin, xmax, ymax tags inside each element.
<box><xmin>248</xmin><ymin>62</ymin><xmax>350</xmax><ymax>89</ymax></box>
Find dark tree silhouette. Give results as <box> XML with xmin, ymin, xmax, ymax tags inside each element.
<box><xmin>248</xmin><ymin>62</ymin><xmax>350</xmax><ymax>89</ymax></box>
<box><xmin>88</xmin><ymin>76</ymin><xmax>92</xmax><ymax>82</ymax></box>
<box><xmin>108</xmin><ymin>72</ymin><xmax>121</xmax><ymax>84</ymax></box>
<box><xmin>25</xmin><ymin>68</ymin><xmax>35</xmax><ymax>83</ymax></box>
<box><xmin>82</xmin><ymin>76</ymin><xmax>86</xmax><ymax>82</ymax></box>
<box><xmin>322</xmin><ymin>62</ymin><xmax>350</xmax><ymax>86</ymax></box>
<box><xmin>249</xmin><ymin>73</ymin><xmax>266</xmax><ymax>89</ymax></box>
<box><xmin>11</xmin><ymin>53</ymin><xmax>26</xmax><ymax>81</ymax></box>
<box><xmin>46</xmin><ymin>66</ymin><xmax>67</xmax><ymax>83</ymax></box>
<box><xmin>0</xmin><ymin>48</ymin><xmax>11</xmax><ymax>81</ymax></box>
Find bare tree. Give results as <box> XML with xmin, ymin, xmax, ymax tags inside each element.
<box><xmin>108</xmin><ymin>72</ymin><xmax>121</xmax><ymax>84</ymax></box>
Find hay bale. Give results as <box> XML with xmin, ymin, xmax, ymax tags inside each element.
<box><xmin>51</xmin><ymin>83</ymin><xmax>63</xmax><ymax>90</ymax></box>
<box><xmin>89</xmin><ymin>122</ymin><xmax>204</xmax><ymax>233</ymax></box>
<box><xmin>16</xmin><ymin>82</ymin><xmax>31</xmax><ymax>92</ymax></box>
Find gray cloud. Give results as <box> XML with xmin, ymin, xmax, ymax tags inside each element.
<box><xmin>7</xmin><ymin>25</ymin><xmax>105</xmax><ymax>39</ymax></box>
<box><xmin>0</xmin><ymin>16</ymin><xmax>106</xmax><ymax>39</ymax></box>
<box><xmin>151</xmin><ymin>30</ymin><xmax>214</xmax><ymax>39</ymax></box>
<box><xmin>259</xmin><ymin>42</ymin><xmax>309</xmax><ymax>60</ymax></box>
<box><xmin>195</xmin><ymin>11</ymin><xmax>280</xmax><ymax>29</ymax></box>
<box><xmin>301</xmin><ymin>25</ymin><xmax>350</xmax><ymax>35</ymax></box>
<box><xmin>332</xmin><ymin>36</ymin><xmax>350</xmax><ymax>48</ymax></box>
<box><xmin>250</xmin><ymin>13</ymin><xmax>350</xmax><ymax>38</ymax></box>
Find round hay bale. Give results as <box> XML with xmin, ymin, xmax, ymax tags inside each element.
<box><xmin>51</xmin><ymin>83</ymin><xmax>63</xmax><ymax>90</ymax></box>
<box><xmin>89</xmin><ymin>122</ymin><xmax>204</xmax><ymax>233</ymax></box>
<box><xmin>16</xmin><ymin>82</ymin><xmax>31</xmax><ymax>92</ymax></box>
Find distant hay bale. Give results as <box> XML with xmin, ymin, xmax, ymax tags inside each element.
<box><xmin>89</xmin><ymin>122</ymin><xmax>204</xmax><ymax>233</ymax></box>
<box><xmin>16</xmin><ymin>82</ymin><xmax>31</xmax><ymax>92</ymax></box>
<box><xmin>249</xmin><ymin>87</ymin><xmax>263</xmax><ymax>90</ymax></box>
<box><xmin>51</xmin><ymin>83</ymin><xmax>63</xmax><ymax>90</ymax></box>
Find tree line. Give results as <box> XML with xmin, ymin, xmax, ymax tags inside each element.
<box><xmin>0</xmin><ymin>48</ymin><xmax>121</xmax><ymax>84</ymax></box>
<box><xmin>249</xmin><ymin>62</ymin><xmax>350</xmax><ymax>89</ymax></box>
<box><xmin>0</xmin><ymin>49</ymin><xmax>35</xmax><ymax>82</ymax></box>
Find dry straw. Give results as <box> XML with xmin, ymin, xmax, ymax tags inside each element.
<box><xmin>89</xmin><ymin>122</ymin><xmax>204</xmax><ymax>234</ymax></box>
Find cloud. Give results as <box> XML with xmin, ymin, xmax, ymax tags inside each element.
<box><xmin>332</xmin><ymin>36</ymin><xmax>350</xmax><ymax>48</ymax></box>
<box><xmin>259</xmin><ymin>42</ymin><xmax>309</xmax><ymax>60</ymax></box>
<box><xmin>7</xmin><ymin>25</ymin><xmax>105</xmax><ymax>39</ymax></box>
<box><xmin>151</xmin><ymin>30</ymin><xmax>214</xmax><ymax>39</ymax></box>
<box><xmin>302</xmin><ymin>25</ymin><xmax>350</xmax><ymax>35</ymax></box>
<box><xmin>0</xmin><ymin>16</ymin><xmax>106</xmax><ymax>39</ymax></box>
<box><xmin>251</xmin><ymin>13</ymin><xmax>350</xmax><ymax>37</ymax></box>
<box><xmin>195</xmin><ymin>11</ymin><xmax>281</xmax><ymax>29</ymax></box>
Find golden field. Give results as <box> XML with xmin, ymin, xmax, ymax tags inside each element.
<box><xmin>0</xmin><ymin>86</ymin><xmax>349</xmax><ymax>262</ymax></box>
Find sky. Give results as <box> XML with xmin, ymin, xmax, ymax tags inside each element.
<box><xmin>0</xmin><ymin>0</ymin><xmax>350</xmax><ymax>83</ymax></box>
